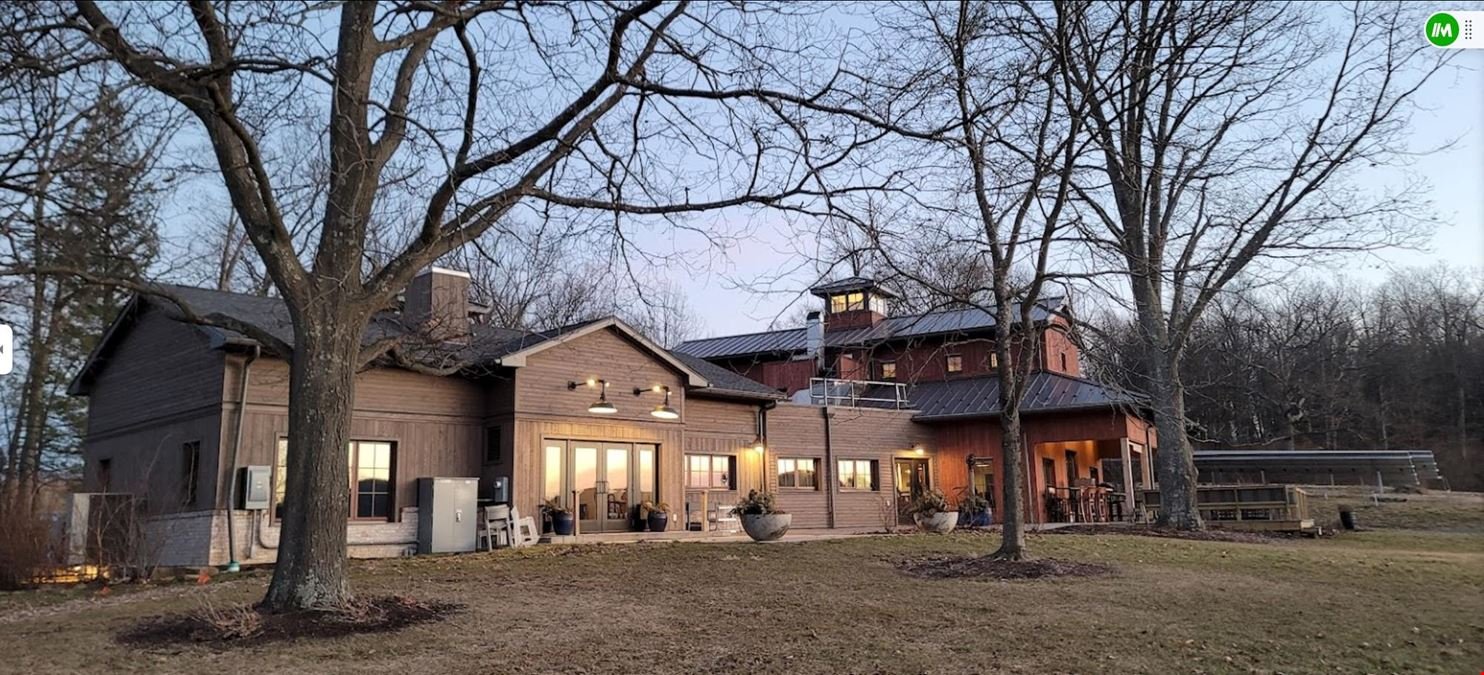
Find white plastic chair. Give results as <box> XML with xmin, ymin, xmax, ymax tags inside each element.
<box><xmin>478</xmin><ymin>504</ymin><xmax>512</xmax><ymax>550</ymax></box>
<box><xmin>509</xmin><ymin>505</ymin><xmax>539</xmax><ymax>547</ymax></box>
<box><xmin>711</xmin><ymin>502</ymin><xmax>741</xmax><ymax>533</ymax></box>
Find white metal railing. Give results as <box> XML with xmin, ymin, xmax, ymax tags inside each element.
<box><xmin>807</xmin><ymin>377</ymin><xmax>910</xmax><ymax>409</ymax></box>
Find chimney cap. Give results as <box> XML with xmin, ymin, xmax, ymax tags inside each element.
<box><xmin>418</xmin><ymin>266</ymin><xmax>471</xmax><ymax>279</ymax></box>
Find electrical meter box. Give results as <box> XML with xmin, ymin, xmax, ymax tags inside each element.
<box><xmin>240</xmin><ymin>465</ymin><xmax>272</xmax><ymax>510</ymax></box>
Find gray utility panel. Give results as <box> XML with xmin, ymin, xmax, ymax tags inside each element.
<box><xmin>417</xmin><ymin>477</ymin><xmax>479</xmax><ymax>554</ymax></box>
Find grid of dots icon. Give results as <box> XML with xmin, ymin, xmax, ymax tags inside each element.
<box><xmin>1465</xmin><ymin>19</ymin><xmax>1475</xmax><ymax>42</ymax></box>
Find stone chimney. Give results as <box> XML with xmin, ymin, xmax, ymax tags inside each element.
<box><xmin>405</xmin><ymin>267</ymin><xmax>472</xmax><ymax>342</ymax></box>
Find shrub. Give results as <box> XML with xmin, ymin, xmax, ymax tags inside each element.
<box><xmin>908</xmin><ymin>489</ymin><xmax>951</xmax><ymax>517</ymax></box>
<box><xmin>0</xmin><ymin>510</ymin><xmax>58</xmax><ymax>590</ymax></box>
<box><xmin>735</xmin><ymin>490</ymin><xmax>786</xmax><ymax>516</ymax></box>
<box><xmin>957</xmin><ymin>492</ymin><xmax>990</xmax><ymax>516</ymax></box>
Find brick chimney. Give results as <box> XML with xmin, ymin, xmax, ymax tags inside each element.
<box><xmin>405</xmin><ymin>267</ymin><xmax>472</xmax><ymax>342</ymax></box>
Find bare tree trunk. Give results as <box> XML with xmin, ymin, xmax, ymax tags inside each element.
<box><xmin>1149</xmin><ymin>352</ymin><xmax>1202</xmax><ymax>529</ymax></box>
<box><xmin>993</xmin><ymin>402</ymin><xmax>1027</xmax><ymax>560</ymax></box>
<box><xmin>261</xmin><ymin>304</ymin><xmax>362</xmax><ymax>611</ymax></box>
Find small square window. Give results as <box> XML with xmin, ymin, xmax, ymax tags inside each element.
<box><xmin>946</xmin><ymin>354</ymin><xmax>963</xmax><ymax>374</ymax></box>
<box><xmin>879</xmin><ymin>361</ymin><xmax>897</xmax><ymax>380</ymax></box>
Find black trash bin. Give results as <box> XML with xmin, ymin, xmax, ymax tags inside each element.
<box><xmin>1338</xmin><ymin>506</ymin><xmax>1357</xmax><ymax>530</ymax></box>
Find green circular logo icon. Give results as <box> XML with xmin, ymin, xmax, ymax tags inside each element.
<box><xmin>1426</xmin><ymin>12</ymin><xmax>1459</xmax><ymax>47</ymax></box>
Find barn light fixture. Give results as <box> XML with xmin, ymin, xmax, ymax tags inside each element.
<box><xmin>913</xmin><ymin>444</ymin><xmax>926</xmax><ymax>455</ymax></box>
<box><xmin>637</xmin><ymin>385</ymin><xmax>679</xmax><ymax>420</ymax></box>
<box><xmin>569</xmin><ymin>379</ymin><xmax>617</xmax><ymax>414</ymax></box>
<box><xmin>751</xmin><ymin>435</ymin><xmax>766</xmax><ymax>453</ymax></box>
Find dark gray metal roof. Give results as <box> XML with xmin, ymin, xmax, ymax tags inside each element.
<box><xmin>1191</xmin><ymin>449</ymin><xmax>1442</xmax><ymax>485</ymax></box>
<box><xmin>809</xmin><ymin>276</ymin><xmax>898</xmax><ymax>298</ymax></box>
<box><xmin>676</xmin><ymin>298</ymin><xmax>1066</xmax><ymax>360</ymax></box>
<box><xmin>77</xmin><ymin>285</ymin><xmax>776</xmax><ymax>396</ymax></box>
<box><xmin>877</xmin><ymin>371</ymin><xmax>1144</xmax><ymax>420</ymax></box>
<box><xmin>669</xmin><ymin>351</ymin><xmax>785</xmax><ymax>400</ymax></box>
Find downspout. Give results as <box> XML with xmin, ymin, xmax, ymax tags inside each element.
<box><xmin>756</xmin><ymin>400</ymin><xmax>777</xmax><ymax>491</ymax></box>
<box><xmin>821</xmin><ymin>405</ymin><xmax>835</xmax><ymax>529</ymax></box>
<box><xmin>223</xmin><ymin>344</ymin><xmax>259</xmax><ymax>572</ymax></box>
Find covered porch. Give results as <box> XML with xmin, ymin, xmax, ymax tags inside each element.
<box><xmin>933</xmin><ymin>408</ymin><xmax>1157</xmax><ymax>525</ymax></box>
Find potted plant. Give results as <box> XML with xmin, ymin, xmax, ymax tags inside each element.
<box><xmin>958</xmin><ymin>492</ymin><xmax>991</xmax><ymax>528</ymax></box>
<box><xmin>735</xmin><ymin>490</ymin><xmax>791</xmax><ymax>542</ymax></box>
<box><xmin>544</xmin><ymin>497</ymin><xmax>575</xmax><ymax>536</ymax></box>
<box><xmin>643</xmin><ymin>501</ymin><xmax>671</xmax><ymax>532</ymax></box>
<box><xmin>909</xmin><ymin>489</ymin><xmax>959</xmax><ymax>534</ymax></box>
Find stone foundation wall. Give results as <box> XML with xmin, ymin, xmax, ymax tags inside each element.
<box><xmin>139</xmin><ymin>508</ymin><xmax>421</xmax><ymax>568</ymax></box>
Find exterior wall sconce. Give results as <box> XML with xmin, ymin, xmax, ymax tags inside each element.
<box><xmin>569</xmin><ymin>379</ymin><xmax>617</xmax><ymax>414</ymax></box>
<box><xmin>751</xmin><ymin>436</ymin><xmax>766</xmax><ymax>453</ymax></box>
<box><xmin>633</xmin><ymin>385</ymin><xmax>679</xmax><ymax>419</ymax></box>
<box><xmin>913</xmin><ymin>444</ymin><xmax>926</xmax><ymax>455</ymax></box>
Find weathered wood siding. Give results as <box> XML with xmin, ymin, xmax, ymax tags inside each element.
<box><xmin>223</xmin><ymin>355</ymin><xmax>486</xmax><ymax>518</ymax></box>
<box><xmin>762</xmin><ymin>404</ymin><xmax>932</xmax><ymax>529</ymax></box>
<box><xmin>506</xmin><ymin>327</ymin><xmax>690</xmax><ymax>518</ymax></box>
<box><xmin>82</xmin><ymin>307</ymin><xmax>226</xmax><ymax>514</ymax></box>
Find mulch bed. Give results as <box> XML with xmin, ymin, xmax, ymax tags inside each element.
<box><xmin>1041</xmin><ymin>524</ymin><xmax>1287</xmax><ymax>544</ymax></box>
<box><xmin>896</xmin><ymin>555</ymin><xmax>1115</xmax><ymax>581</ymax></box>
<box><xmin>117</xmin><ymin>595</ymin><xmax>460</xmax><ymax>649</ymax></box>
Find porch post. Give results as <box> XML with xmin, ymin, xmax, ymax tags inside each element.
<box><xmin>1120</xmin><ymin>439</ymin><xmax>1135</xmax><ymax>522</ymax></box>
<box><xmin>1140</xmin><ymin>446</ymin><xmax>1154</xmax><ymax>488</ymax></box>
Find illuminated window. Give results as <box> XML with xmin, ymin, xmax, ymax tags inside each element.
<box><xmin>686</xmin><ymin>454</ymin><xmax>736</xmax><ymax>489</ymax></box>
<box><xmin>990</xmin><ymin>352</ymin><xmax>999</xmax><ymax>369</ymax></box>
<box><xmin>946</xmin><ymin>354</ymin><xmax>963</xmax><ymax>373</ymax></box>
<box><xmin>352</xmin><ymin>441</ymin><xmax>394</xmax><ymax>519</ymax></box>
<box><xmin>837</xmin><ymin>459</ymin><xmax>879</xmax><ymax>491</ymax></box>
<box><xmin>879</xmin><ymin>360</ymin><xmax>897</xmax><ymax>380</ymax></box>
<box><xmin>777</xmin><ymin>457</ymin><xmax>818</xmax><ymax>489</ymax></box>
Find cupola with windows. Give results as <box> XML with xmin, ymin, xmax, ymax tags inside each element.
<box><xmin>809</xmin><ymin>276</ymin><xmax>896</xmax><ymax>332</ymax></box>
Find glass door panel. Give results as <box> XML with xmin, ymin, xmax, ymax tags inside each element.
<box><xmin>573</xmin><ymin>444</ymin><xmax>599</xmax><ymax>531</ymax></box>
<box><xmin>603</xmin><ymin>446</ymin><xmax>631</xmax><ymax>531</ymax></box>
<box><xmin>636</xmin><ymin>445</ymin><xmax>656</xmax><ymax>505</ymax></box>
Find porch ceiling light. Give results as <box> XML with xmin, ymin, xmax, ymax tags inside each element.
<box><xmin>650</xmin><ymin>386</ymin><xmax>679</xmax><ymax>420</ymax></box>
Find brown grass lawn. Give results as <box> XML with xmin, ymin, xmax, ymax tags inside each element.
<box><xmin>3</xmin><ymin>494</ymin><xmax>1482</xmax><ymax>674</ymax></box>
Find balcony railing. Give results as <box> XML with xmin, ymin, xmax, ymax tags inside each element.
<box><xmin>807</xmin><ymin>377</ymin><xmax>911</xmax><ymax>409</ymax></box>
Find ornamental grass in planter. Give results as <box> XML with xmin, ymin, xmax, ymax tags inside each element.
<box><xmin>735</xmin><ymin>490</ymin><xmax>791</xmax><ymax>542</ymax></box>
<box><xmin>909</xmin><ymin>489</ymin><xmax>959</xmax><ymax>534</ymax></box>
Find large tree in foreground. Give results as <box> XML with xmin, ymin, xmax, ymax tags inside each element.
<box><xmin>55</xmin><ymin>1</ymin><xmax>851</xmax><ymax>610</ymax></box>
<box><xmin>1045</xmin><ymin>1</ymin><xmax>1446</xmax><ymax>528</ymax></box>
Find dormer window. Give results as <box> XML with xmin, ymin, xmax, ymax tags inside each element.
<box><xmin>946</xmin><ymin>354</ymin><xmax>963</xmax><ymax>374</ymax></box>
<box><xmin>879</xmin><ymin>360</ymin><xmax>897</xmax><ymax>380</ymax></box>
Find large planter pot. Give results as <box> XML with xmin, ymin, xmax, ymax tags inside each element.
<box><xmin>914</xmin><ymin>511</ymin><xmax>959</xmax><ymax>534</ymax></box>
<box><xmin>740</xmin><ymin>513</ymin><xmax>792</xmax><ymax>542</ymax></box>
<box><xmin>551</xmin><ymin>512</ymin><xmax>576</xmax><ymax>536</ymax></box>
<box><xmin>647</xmin><ymin>512</ymin><xmax>670</xmax><ymax>533</ymax></box>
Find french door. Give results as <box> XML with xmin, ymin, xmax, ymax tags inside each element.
<box><xmin>543</xmin><ymin>440</ymin><xmax>657</xmax><ymax>533</ymax></box>
<box><xmin>894</xmin><ymin>458</ymin><xmax>931</xmax><ymax>525</ymax></box>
